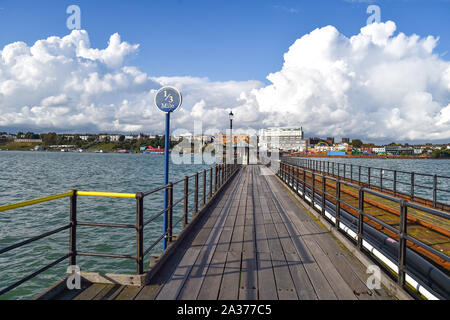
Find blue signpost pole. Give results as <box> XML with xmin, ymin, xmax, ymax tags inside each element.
<box><xmin>155</xmin><ymin>86</ymin><xmax>181</xmax><ymax>251</ymax></box>
<box><xmin>163</xmin><ymin>112</ymin><xmax>170</xmax><ymax>250</ymax></box>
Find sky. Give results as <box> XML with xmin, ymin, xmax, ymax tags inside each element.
<box><xmin>0</xmin><ymin>0</ymin><xmax>449</xmax><ymax>143</ymax></box>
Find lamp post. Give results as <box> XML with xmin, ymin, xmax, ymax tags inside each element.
<box><xmin>229</xmin><ymin>111</ymin><xmax>234</xmax><ymax>164</ymax></box>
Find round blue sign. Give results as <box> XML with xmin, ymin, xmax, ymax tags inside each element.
<box><xmin>154</xmin><ymin>86</ymin><xmax>182</xmax><ymax>113</ymax></box>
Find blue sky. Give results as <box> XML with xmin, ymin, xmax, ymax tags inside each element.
<box><xmin>0</xmin><ymin>0</ymin><xmax>449</xmax><ymax>142</ymax></box>
<box><xmin>0</xmin><ymin>0</ymin><xmax>449</xmax><ymax>83</ymax></box>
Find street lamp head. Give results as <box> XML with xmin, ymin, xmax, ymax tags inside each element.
<box><xmin>229</xmin><ymin>110</ymin><xmax>234</xmax><ymax>120</ymax></box>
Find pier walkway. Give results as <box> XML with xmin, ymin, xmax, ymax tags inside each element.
<box><xmin>52</xmin><ymin>165</ymin><xmax>394</xmax><ymax>300</ymax></box>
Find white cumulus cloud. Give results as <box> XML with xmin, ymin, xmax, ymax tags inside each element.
<box><xmin>252</xmin><ymin>21</ymin><xmax>450</xmax><ymax>141</ymax></box>
<box><xmin>0</xmin><ymin>30</ymin><xmax>261</xmax><ymax>134</ymax></box>
<box><xmin>0</xmin><ymin>21</ymin><xmax>449</xmax><ymax>142</ymax></box>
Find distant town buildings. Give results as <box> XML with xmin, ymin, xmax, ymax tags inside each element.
<box><xmin>14</xmin><ymin>138</ymin><xmax>43</xmax><ymax>143</ymax></box>
<box><xmin>174</xmin><ymin>133</ymin><xmax>214</xmax><ymax>146</ymax></box>
<box><xmin>372</xmin><ymin>147</ymin><xmax>386</xmax><ymax>154</ymax></box>
<box><xmin>216</xmin><ymin>133</ymin><xmax>249</xmax><ymax>145</ymax></box>
<box><xmin>259</xmin><ymin>127</ymin><xmax>306</xmax><ymax>152</ymax></box>
<box><xmin>1</xmin><ymin>129</ymin><xmax>449</xmax><ymax>157</ymax></box>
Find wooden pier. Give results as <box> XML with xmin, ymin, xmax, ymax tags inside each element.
<box><xmin>45</xmin><ymin>165</ymin><xmax>397</xmax><ymax>300</ymax></box>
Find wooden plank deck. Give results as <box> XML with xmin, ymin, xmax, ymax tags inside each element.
<box><xmin>51</xmin><ymin>165</ymin><xmax>395</xmax><ymax>300</ymax></box>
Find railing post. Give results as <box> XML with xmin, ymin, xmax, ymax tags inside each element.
<box><xmin>136</xmin><ymin>192</ymin><xmax>144</xmax><ymax>274</ymax></box>
<box><xmin>287</xmin><ymin>165</ymin><xmax>290</xmax><ymax>186</ymax></box>
<box><xmin>332</xmin><ymin>162</ymin><xmax>335</xmax><ymax>177</ymax></box>
<box><xmin>203</xmin><ymin>169</ymin><xmax>206</xmax><ymax>206</ymax></box>
<box><xmin>209</xmin><ymin>167</ymin><xmax>213</xmax><ymax>199</ymax></box>
<box><xmin>302</xmin><ymin>169</ymin><xmax>306</xmax><ymax>200</ymax></box>
<box><xmin>195</xmin><ymin>172</ymin><xmax>199</xmax><ymax>215</ymax></box>
<box><xmin>393</xmin><ymin>170</ymin><xmax>397</xmax><ymax>197</ymax></box>
<box><xmin>279</xmin><ymin>162</ymin><xmax>282</xmax><ymax>179</ymax></box>
<box><xmin>433</xmin><ymin>175</ymin><xmax>437</xmax><ymax>208</ymax></box>
<box><xmin>286</xmin><ymin>164</ymin><xmax>289</xmax><ymax>185</ymax></box>
<box><xmin>290</xmin><ymin>165</ymin><xmax>294</xmax><ymax>188</ymax></box>
<box><xmin>338</xmin><ymin>163</ymin><xmax>340</xmax><ymax>178</ymax></box>
<box><xmin>336</xmin><ymin>178</ymin><xmax>341</xmax><ymax>229</ymax></box>
<box><xmin>358</xmin><ymin>166</ymin><xmax>361</xmax><ymax>186</ymax></box>
<box><xmin>368</xmin><ymin>167</ymin><xmax>371</xmax><ymax>187</ymax></box>
<box><xmin>217</xmin><ymin>165</ymin><xmax>220</xmax><ymax>188</ymax></box>
<box><xmin>288</xmin><ymin>165</ymin><xmax>291</xmax><ymax>187</ymax></box>
<box><xmin>214</xmin><ymin>166</ymin><xmax>218</xmax><ymax>193</ymax></box>
<box><xmin>168</xmin><ymin>182</ymin><xmax>173</xmax><ymax>242</ymax></box>
<box><xmin>321</xmin><ymin>174</ymin><xmax>326</xmax><ymax>216</ymax></box>
<box><xmin>398</xmin><ymin>200</ymin><xmax>408</xmax><ymax>286</ymax></box>
<box><xmin>343</xmin><ymin>163</ymin><xmax>346</xmax><ymax>179</ymax></box>
<box><xmin>410</xmin><ymin>172</ymin><xmax>415</xmax><ymax>201</ymax></box>
<box><xmin>296</xmin><ymin>166</ymin><xmax>300</xmax><ymax>192</ymax></box>
<box><xmin>380</xmin><ymin>169</ymin><xmax>383</xmax><ymax>192</ymax></box>
<box><xmin>358</xmin><ymin>187</ymin><xmax>364</xmax><ymax>250</ymax></box>
<box><xmin>183</xmin><ymin>176</ymin><xmax>189</xmax><ymax>229</ymax></box>
<box><xmin>350</xmin><ymin>164</ymin><xmax>353</xmax><ymax>183</ymax></box>
<box><xmin>287</xmin><ymin>164</ymin><xmax>289</xmax><ymax>183</ymax></box>
<box><xmin>312</xmin><ymin>172</ymin><xmax>315</xmax><ymax>207</ymax></box>
<box><xmin>69</xmin><ymin>190</ymin><xmax>77</xmax><ymax>266</ymax></box>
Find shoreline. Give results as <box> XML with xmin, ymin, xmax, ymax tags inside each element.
<box><xmin>285</xmin><ymin>154</ymin><xmax>450</xmax><ymax>160</ymax></box>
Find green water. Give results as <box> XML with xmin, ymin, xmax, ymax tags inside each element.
<box><xmin>0</xmin><ymin>151</ymin><xmax>215</xmax><ymax>300</ymax></box>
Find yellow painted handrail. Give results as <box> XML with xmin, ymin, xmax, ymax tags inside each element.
<box><xmin>0</xmin><ymin>191</ymin><xmax>74</xmax><ymax>213</ymax></box>
<box><xmin>0</xmin><ymin>190</ymin><xmax>137</xmax><ymax>213</ymax></box>
<box><xmin>76</xmin><ymin>191</ymin><xmax>137</xmax><ymax>198</ymax></box>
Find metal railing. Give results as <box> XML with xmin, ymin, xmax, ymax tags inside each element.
<box><xmin>283</xmin><ymin>157</ymin><xmax>450</xmax><ymax>211</ymax></box>
<box><xmin>0</xmin><ymin>163</ymin><xmax>240</xmax><ymax>297</ymax></box>
<box><xmin>277</xmin><ymin>161</ymin><xmax>450</xmax><ymax>300</ymax></box>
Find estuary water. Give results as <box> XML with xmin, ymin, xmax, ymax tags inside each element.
<box><xmin>0</xmin><ymin>151</ymin><xmax>215</xmax><ymax>300</ymax></box>
<box><xmin>0</xmin><ymin>152</ymin><xmax>449</xmax><ymax>299</ymax></box>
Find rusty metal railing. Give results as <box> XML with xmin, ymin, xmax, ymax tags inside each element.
<box><xmin>283</xmin><ymin>157</ymin><xmax>450</xmax><ymax>211</ymax></box>
<box><xmin>0</xmin><ymin>163</ymin><xmax>240</xmax><ymax>298</ymax></box>
<box><xmin>277</xmin><ymin>161</ymin><xmax>450</xmax><ymax>300</ymax></box>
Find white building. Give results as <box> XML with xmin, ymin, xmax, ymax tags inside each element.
<box><xmin>79</xmin><ymin>135</ymin><xmax>94</xmax><ymax>141</ymax></box>
<box><xmin>315</xmin><ymin>145</ymin><xmax>331</xmax><ymax>152</ymax></box>
<box><xmin>259</xmin><ymin>127</ymin><xmax>306</xmax><ymax>152</ymax></box>
<box><xmin>336</xmin><ymin>143</ymin><xmax>349</xmax><ymax>151</ymax></box>
<box><xmin>98</xmin><ymin>135</ymin><xmax>109</xmax><ymax>142</ymax></box>
<box><xmin>372</xmin><ymin>147</ymin><xmax>386</xmax><ymax>153</ymax></box>
<box><xmin>124</xmin><ymin>135</ymin><xmax>137</xmax><ymax>141</ymax></box>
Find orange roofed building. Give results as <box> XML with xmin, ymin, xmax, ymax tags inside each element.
<box><xmin>216</xmin><ymin>133</ymin><xmax>249</xmax><ymax>145</ymax></box>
